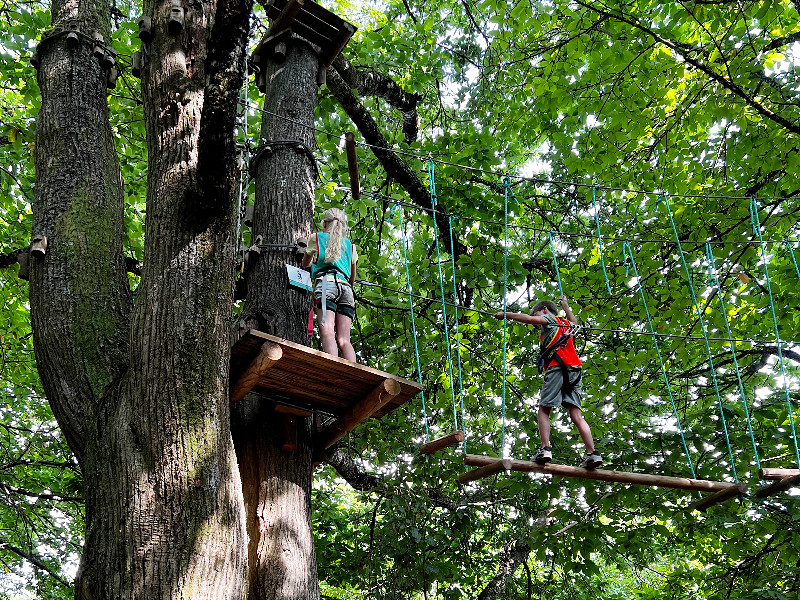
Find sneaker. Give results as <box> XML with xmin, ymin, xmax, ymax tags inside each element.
<box><xmin>533</xmin><ymin>446</ymin><xmax>552</xmax><ymax>464</ymax></box>
<box><xmin>578</xmin><ymin>451</ymin><xmax>603</xmax><ymax>470</ymax></box>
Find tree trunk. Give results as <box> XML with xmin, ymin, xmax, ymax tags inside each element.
<box><xmin>234</xmin><ymin>38</ymin><xmax>320</xmax><ymax>600</ymax></box>
<box><xmin>32</xmin><ymin>0</ymin><xmax>252</xmax><ymax>596</ymax></box>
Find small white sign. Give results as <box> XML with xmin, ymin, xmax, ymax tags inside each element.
<box><xmin>286</xmin><ymin>264</ymin><xmax>312</xmax><ymax>291</ymax></box>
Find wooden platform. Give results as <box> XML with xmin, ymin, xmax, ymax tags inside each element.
<box><xmin>460</xmin><ymin>455</ymin><xmax>747</xmax><ymax>508</ymax></box>
<box><xmin>230</xmin><ymin>330</ymin><xmax>422</xmax><ymax>448</ymax></box>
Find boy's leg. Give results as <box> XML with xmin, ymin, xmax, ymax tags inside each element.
<box><xmin>537</xmin><ymin>405</ymin><xmax>553</xmax><ymax>448</ymax></box>
<box><xmin>566</xmin><ymin>404</ymin><xmax>595</xmax><ymax>453</ymax></box>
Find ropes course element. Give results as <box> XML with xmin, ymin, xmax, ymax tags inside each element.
<box><xmin>660</xmin><ymin>194</ymin><xmax>738</xmax><ymax>482</ymax></box>
<box><xmin>622</xmin><ymin>241</ymin><xmax>698</xmax><ymax>480</ymax></box>
<box><xmin>750</xmin><ymin>198</ymin><xmax>800</xmax><ymax>468</ymax></box>
<box><xmin>705</xmin><ymin>243</ymin><xmax>762</xmax><ymax>473</ymax></box>
<box><xmin>548</xmin><ymin>230</ymin><xmax>565</xmax><ymax>296</ymax></box>
<box><xmin>785</xmin><ymin>240</ymin><xmax>800</xmax><ymax>280</ymax></box>
<box><xmin>499</xmin><ymin>177</ymin><xmax>514</xmax><ymax>457</ymax></box>
<box><xmin>448</xmin><ymin>216</ymin><xmax>467</xmax><ymax>453</ymax></box>
<box><xmin>392</xmin><ymin>205</ymin><xmax>430</xmax><ymax>444</ymax></box>
<box><xmin>592</xmin><ymin>185</ymin><xmax>613</xmax><ymax>295</ymax></box>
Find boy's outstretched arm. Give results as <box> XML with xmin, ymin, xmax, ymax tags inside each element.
<box><xmin>560</xmin><ymin>295</ymin><xmax>578</xmax><ymax>324</ymax></box>
<box><xmin>492</xmin><ymin>311</ymin><xmax>546</xmax><ymax>326</ymax></box>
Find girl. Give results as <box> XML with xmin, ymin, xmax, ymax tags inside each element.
<box><xmin>301</xmin><ymin>208</ymin><xmax>358</xmax><ymax>361</ymax></box>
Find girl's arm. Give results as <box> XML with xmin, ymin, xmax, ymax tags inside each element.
<box><xmin>301</xmin><ymin>234</ymin><xmax>317</xmax><ymax>269</ymax></box>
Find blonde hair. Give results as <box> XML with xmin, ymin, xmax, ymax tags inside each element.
<box><xmin>322</xmin><ymin>207</ymin><xmax>348</xmax><ymax>263</ymax></box>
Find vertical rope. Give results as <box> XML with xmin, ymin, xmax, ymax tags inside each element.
<box><xmin>750</xmin><ymin>198</ymin><xmax>800</xmax><ymax>467</ymax></box>
<box><xmin>427</xmin><ymin>161</ymin><xmax>459</xmax><ymax>437</ymax></box>
<box><xmin>784</xmin><ymin>240</ymin><xmax>800</xmax><ymax>280</ymax></box>
<box><xmin>660</xmin><ymin>195</ymin><xmax>738</xmax><ymax>481</ymax></box>
<box><xmin>622</xmin><ymin>242</ymin><xmax>697</xmax><ymax>479</ymax></box>
<box><xmin>500</xmin><ymin>177</ymin><xmax>515</xmax><ymax>457</ymax></box>
<box><xmin>392</xmin><ymin>204</ymin><xmax>429</xmax><ymax>442</ymax></box>
<box><xmin>705</xmin><ymin>243</ymin><xmax>761</xmax><ymax>472</ymax></box>
<box><xmin>592</xmin><ymin>185</ymin><xmax>613</xmax><ymax>295</ymax></box>
<box><xmin>548</xmin><ymin>231</ymin><xmax>564</xmax><ymax>296</ymax></box>
<box><xmin>448</xmin><ymin>216</ymin><xmax>467</xmax><ymax>450</ymax></box>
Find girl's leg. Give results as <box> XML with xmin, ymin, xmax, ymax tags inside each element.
<box><xmin>566</xmin><ymin>404</ymin><xmax>595</xmax><ymax>452</ymax></box>
<box><xmin>334</xmin><ymin>312</ymin><xmax>356</xmax><ymax>362</ymax></box>
<box><xmin>315</xmin><ymin>306</ymin><xmax>338</xmax><ymax>356</ymax></box>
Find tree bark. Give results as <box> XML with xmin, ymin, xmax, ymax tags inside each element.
<box><xmin>234</xmin><ymin>38</ymin><xmax>320</xmax><ymax>600</ymax></box>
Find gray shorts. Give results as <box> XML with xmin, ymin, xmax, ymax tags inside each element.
<box><xmin>539</xmin><ymin>366</ymin><xmax>583</xmax><ymax>409</ymax></box>
<box><xmin>314</xmin><ymin>276</ymin><xmax>355</xmax><ymax>319</ymax></box>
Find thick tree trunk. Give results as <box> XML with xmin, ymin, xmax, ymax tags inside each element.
<box><xmin>234</xmin><ymin>39</ymin><xmax>320</xmax><ymax>600</ymax></box>
<box><xmin>33</xmin><ymin>0</ymin><xmax>252</xmax><ymax>596</ymax></box>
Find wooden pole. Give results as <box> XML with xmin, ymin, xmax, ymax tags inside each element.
<box><xmin>317</xmin><ymin>378</ymin><xmax>401</xmax><ymax>450</ymax></box>
<box><xmin>464</xmin><ymin>454</ymin><xmax>737</xmax><ymax>492</ymax></box>
<box><xmin>345</xmin><ymin>132</ymin><xmax>360</xmax><ymax>201</ymax></box>
<box><xmin>758</xmin><ymin>468</ymin><xmax>800</xmax><ymax>480</ymax></box>
<box><xmin>229</xmin><ymin>341</ymin><xmax>283</xmax><ymax>405</ymax></box>
<box><xmin>691</xmin><ymin>483</ymin><xmax>748</xmax><ymax>511</ymax></box>
<box><xmin>419</xmin><ymin>431</ymin><xmax>465</xmax><ymax>454</ymax></box>
<box><xmin>458</xmin><ymin>459</ymin><xmax>512</xmax><ymax>485</ymax></box>
<box><xmin>754</xmin><ymin>474</ymin><xmax>800</xmax><ymax>499</ymax></box>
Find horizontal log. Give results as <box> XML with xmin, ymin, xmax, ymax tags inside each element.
<box><xmin>754</xmin><ymin>474</ymin><xmax>800</xmax><ymax>499</ymax></box>
<box><xmin>318</xmin><ymin>378</ymin><xmax>401</xmax><ymax>450</ymax></box>
<box><xmin>464</xmin><ymin>454</ymin><xmax>736</xmax><ymax>492</ymax></box>
<box><xmin>692</xmin><ymin>483</ymin><xmax>748</xmax><ymax>511</ymax></box>
<box><xmin>229</xmin><ymin>341</ymin><xmax>282</xmax><ymax>405</ymax></box>
<box><xmin>758</xmin><ymin>468</ymin><xmax>800</xmax><ymax>480</ymax></box>
<box><xmin>274</xmin><ymin>404</ymin><xmax>313</xmax><ymax>418</ymax></box>
<box><xmin>419</xmin><ymin>431</ymin><xmax>465</xmax><ymax>455</ymax></box>
<box><xmin>458</xmin><ymin>459</ymin><xmax>512</xmax><ymax>485</ymax></box>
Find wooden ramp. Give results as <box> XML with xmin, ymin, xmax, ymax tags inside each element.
<box><xmin>230</xmin><ymin>330</ymin><xmax>423</xmax><ymax>450</ymax></box>
<box><xmin>460</xmin><ymin>454</ymin><xmax>747</xmax><ymax>509</ymax></box>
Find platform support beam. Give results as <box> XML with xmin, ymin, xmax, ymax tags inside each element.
<box><xmin>229</xmin><ymin>341</ymin><xmax>283</xmax><ymax>405</ymax></box>
<box><xmin>464</xmin><ymin>454</ymin><xmax>738</xmax><ymax>493</ymax></box>
<box><xmin>318</xmin><ymin>378</ymin><xmax>401</xmax><ymax>451</ymax></box>
<box><xmin>420</xmin><ymin>431</ymin><xmax>465</xmax><ymax>454</ymax></box>
<box><xmin>754</xmin><ymin>474</ymin><xmax>800</xmax><ymax>499</ymax></box>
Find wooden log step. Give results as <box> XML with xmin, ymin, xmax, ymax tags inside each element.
<box><xmin>458</xmin><ymin>459</ymin><xmax>512</xmax><ymax>485</ymax></box>
<box><xmin>754</xmin><ymin>474</ymin><xmax>800</xmax><ymax>499</ymax></box>
<box><xmin>691</xmin><ymin>483</ymin><xmax>748</xmax><ymax>511</ymax></box>
<box><xmin>758</xmin><ymin>467</ymin><xmax>800</xmax><ymax>480</ymax></box>
<box><xmin>419</xmin><ymin>431</ymin><xmax>465</xmax><ymax>454</ymax></box>
<box><xmin>464</xmin><ymin>454</ymin><xmax>737</xmax><ymax>492</ymax></box>
<box><xmin>229</xmin><ymin>340</ymin><xmax>282</xmax><ymax>405</ymax></box>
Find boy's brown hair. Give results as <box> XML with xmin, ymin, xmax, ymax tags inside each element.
<box><xmin>530</xmin><ymin>300</ymin><xmax>558</xmax><ymax>315</ymax></box>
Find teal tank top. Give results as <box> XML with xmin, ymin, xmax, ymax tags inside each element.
<box><xmin>311</xmin><ymin>232</ymin><xmax>353</xmax><ymax>282</ymax></box>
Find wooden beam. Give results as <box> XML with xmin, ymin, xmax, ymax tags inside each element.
<box><xmin>458</xmin><ymin>459</ymin><xmax>512</xmax><ymax>485</ymax></box>
<box><xmin>274</xmin><ymin>404</ymin><xmax>313</xmax><ymax>418</ymax></box>
<box><xmin>317</xmin><ymin>378</ymin><xmax>401</xmax><ymax>450</ymax></box>
<box><xmin>758</xmin><ymin>467</ymin><xmax>800</xmax><ymax>480</ymax></box>
<box><xmin>691</xmin><ymin>483</ymin><xmax>748</xmax><ymax>511</ymax></box>
<box><xmin>754</xmin><ymin>474</ymin><xmax>800</xmax><ymax>499</ymax></box>
<box><xmin>419</xmin><ymin>431</ymin><xmax>465</xmax><ymax>454</ymax></box>
<box><xmin>266</xmin><ymin>0</ymin><xmax>304</xmax><ymax>37</ymax></box>
<box><xmin>229</xmin><ymin>341</ymin><xmax>282</xmax><ymax>405</ymax></box>
<box><xmin>464</xmin><ymin>454</ymin><xmax>736</xmax><ymax>492</ymax></box>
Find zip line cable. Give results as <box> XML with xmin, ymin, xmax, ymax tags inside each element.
<box><xmin>750</xmin><ymin>198</ymin><xmax>800</xmax><ymax>468</ymax></box>
<box><xmin>660</xmin><ymin>195</ymin><xmax>737</xmax><ymax>481</ymax></box>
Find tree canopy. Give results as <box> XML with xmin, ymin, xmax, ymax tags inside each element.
<box><xmin>1</xmin><ymin>0</ymin><xmax>799</xmax><ymax>598</ymax></box>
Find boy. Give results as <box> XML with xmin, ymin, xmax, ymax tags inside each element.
<box><xmin>493</xmin><ymin>295</ymin><xmax>602</xmax><ymax>469</ymax></box>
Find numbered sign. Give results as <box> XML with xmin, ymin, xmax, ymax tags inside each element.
<box><xmin>286</xmin><ymin>264</ymin><xmax>312</xmax><ymax>291</ymax></box>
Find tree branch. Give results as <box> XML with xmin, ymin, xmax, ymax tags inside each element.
<box><xmin>1</xmin><ymin>543</ymin><xmax>70</xmax><ymax>588</ymax></box>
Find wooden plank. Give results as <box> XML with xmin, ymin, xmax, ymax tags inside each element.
<box><xmin>458</xmin><ymin>459</ymin><xmax>512</xmax><ymax>485</ymax></box>
<box><xmin>464</xmin><ymin>454</ymin><xmax>737</xmax><ymax>492</ymax></box>
<box><xmin>229</xmin><ymin>340</ymin><xmax>282</xmax><ymax>405</ymax></box>
<box><xmin>419</xmin><ymin>431</ymin><xmax>465</xmax><ymax>454</ymax></box>
<box><xmin>321</xmin><ymin>21</ymin><xmax>356</xmax><ymax>68</ymax></box>
<box><xmin>317</xmin><ymin>378</ymin><xmax>401</xmax><ymax>450</ymax></box>
<box><xmin>692</xmin><ymin>483</ymin><xmax>748</xmax><ymax>511</ymax></box>
<box><xmin>758</xmin><ymin>467</ymin><xmax>800</xmax><ymax>480</ymax></box>
<box><xmin>754</xmin><ymin>474</ymin><xmax>800</xmax><ymax>499</ymax></box>
<box><xmin>274</xmin><ymin>404</ymin><xmax>313</xmax><ymax>418</ymax></box>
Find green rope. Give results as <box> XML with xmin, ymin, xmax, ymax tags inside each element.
<box><xmin>750</xmin><ymin>198</ymin><xmax>800</xmax><ymax>467</ymax></box>
<box><xmin>392</xmin><ymin>204</ymin><xmax>430</xmax><ymax>442</ymax></box>
<box><xmin>622</xmin><ymin>241</ymin><xmax>698</xmax><ymax>479</ymax></box>
<box><xmin>448</xmin><ymin>215</ymin><xmax>467</xmax><ymax>450</ymax></box>
<box><xmin>705</xmin><ymin>243</ymin><xmax>761</xmax><ymax>472</ymax></box>
<box><xmin>659</xmin><ymin>195</ymin><xmax>738</xmax><ymax>481</ymax></box>
<box><xmin>427</xmin><ymin>160</ymin><xmax>459</xmax><ymax>437</ymax></box>
<box><xmin>548</xmin><ymin>231</ymin><xmax>565</xmax><ymax>295</ymax></box>
<box><xmin>592</xmin><ymin>185</ymin><xmax>613</xmax><ymax>295</ymax></box>
<box><xmin>785</xmin><ymin>240</ymin><xmax>800</xmax><ymax>280</ymax></box>
<box><xmin>500</xmin><ymin>177</ymin><xmax>516</xmax><ymax>457</ymax></box>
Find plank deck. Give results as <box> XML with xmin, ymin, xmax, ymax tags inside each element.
<box><xmin>230</xmin><ymin>329</ymin><xmax>422</xmax><ymax>418</ymax></box>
